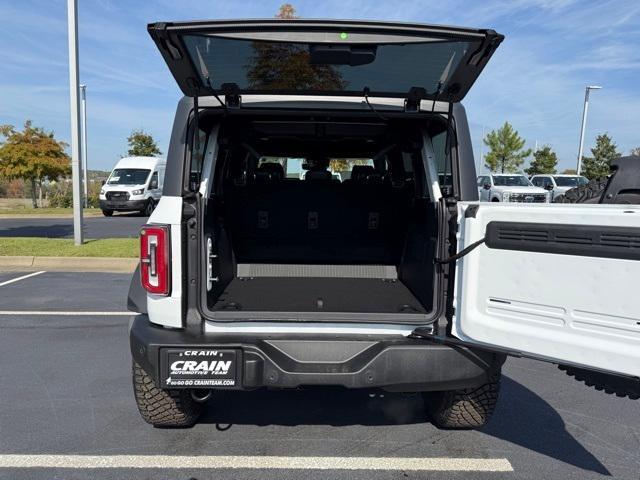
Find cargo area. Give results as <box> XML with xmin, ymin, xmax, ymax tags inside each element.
<box><xmin>197</xmin><ymin>113</ymin><xmax>447</xmax><ymax>323</ymax></box>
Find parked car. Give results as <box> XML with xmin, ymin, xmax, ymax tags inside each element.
<box><xmin>127</xmin><ymin>19</ymin><xmax>639</xmax><ymax>429</ymax></box>
<box><xmin>99</xmin><ymin>156</ymin><xmax>166</xmax><ymax>216</ymax></box>
<box><xmin>477</xmin><ymin>173</ymin><xmax>550</xmax><ymax>202</ymax></box>
<box><xmin>530</xmin><ymin>174</ymin><xmax>589</xmax><ymax>202</ymax></box>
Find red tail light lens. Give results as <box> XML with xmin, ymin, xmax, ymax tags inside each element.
<box><xmin>140</xmin><ymin>225</ymin><xmax>171</xmax><ymax>295</ymax></box>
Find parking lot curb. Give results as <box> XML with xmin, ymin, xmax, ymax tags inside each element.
<box><xmin>0</xmin><ymin>256</ymin><xmax>138</xmax><ymax>273</ymax></box>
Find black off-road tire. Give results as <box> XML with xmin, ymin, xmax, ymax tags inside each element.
<box><xmin>132</xmin><ymin>361</ymin><xmax>203</xmax><ymax>427</ymax></box>
<box><xmin>558</xmin><ymin>366</ymin><xmax>639</xmax><ymax>400</ymax></box>
<box><xmin>555</xmin><ymin>177</ymin><xmax>609</xmax><ymax>204</ymax></box>
<box><xmin>425</xmin><ymin>374</ymin><xmax>501</xmax><ymax>429</ymax></box>
<box><xmin>102</xmin><ymin>209</ymin><xmax>113</xmax><ymax>217</ymax></box>
<box><xmin>554</xmin><ymin>174</ymin><xmax>639</xmax><ymax>400</ymax></box>
<box><xmin>141</xmin><ymin>200</ymin><xmax>155</xmax><ymax>217</ymax></box>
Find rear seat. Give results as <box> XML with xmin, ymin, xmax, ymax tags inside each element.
<box><xmin>226</xmin><ymin>163</ymin><xmax>407</xmax><ymax>264</ymax></box>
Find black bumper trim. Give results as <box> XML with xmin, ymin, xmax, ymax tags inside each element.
<box><xmin>130</xmin><ymin>315</ymin><xmax>505</xmax><ymax>392</ymax></box>
<box><xmin>100</xmin><ymin>199</ymin><xmax>146</xmax><ymax>211</ymax></box>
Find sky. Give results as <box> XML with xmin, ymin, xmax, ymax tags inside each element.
<box><xmin>0</xmin><ymin>0</ymin><xmax>639</xmax><ymax>172</ymax></box>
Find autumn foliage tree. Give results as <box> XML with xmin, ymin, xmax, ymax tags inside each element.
<box><xmin>276</xmin><ymin>3</ymin><xmax>297</xmax><ymax>19</ymax></box>
<box><xmin>0</xmin><ymin>121</ymin><xmax>70</xmax><ymax>208</ymax></box>
<box><xmin>127</xmin><ymin>129</ymin><xmax>162</xmax><ymax>157</ymax></box>
<box><xmin>246</xmin><ymin>3</ymin><xmax>346</xmax><ymax>91</ymax></box>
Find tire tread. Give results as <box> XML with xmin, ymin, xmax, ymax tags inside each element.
<box><xmin>132</xmin><ymin>361</ymin><xmax>203</xmax><ymax>427</ymax></box>
<box><xmin>426</xmin><ymin>375</ymin><xmax>500</xmax><ymax>429</ymax></box>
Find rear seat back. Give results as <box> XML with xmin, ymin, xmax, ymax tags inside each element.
<box><xmin>226</xmin><ymin>163</ymin><xmax>408</xmax><ymax>264</ymax></box>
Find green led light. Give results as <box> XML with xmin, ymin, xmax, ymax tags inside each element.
<box><xmin>339</xmin><ymin>32</ymin><xmax>348</xmax><ymax>40</ymax></box>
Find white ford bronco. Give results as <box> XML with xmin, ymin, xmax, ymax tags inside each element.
<box><xmin>127</xmin><ymin>19</ymin><xmax>640</xmax><ymax>428</ymax></box>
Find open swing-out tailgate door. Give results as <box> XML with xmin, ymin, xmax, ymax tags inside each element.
<box><xmin>453</xmin><ymin>202</ymin><xmax>640</xmax><ymax>379</ymax></box>
<box><xmin>148</xmin><ymin>19</ymin><xmax>502</xmax><ymax>103</ymax></box>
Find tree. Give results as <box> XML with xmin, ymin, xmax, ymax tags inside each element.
<box><xmin>246</xmin><ymin>4</ymin><xmax>345</xmax><ymax>92</ymax></box>
<box><xmin>0</xmin><ymin>121</ymin><xmax>70</xmax><ymax>208</ymax></box>
<box><xmin>483</xmin><ymin>122</ymin><xmax>532</xmax><ymax>173</ymax></box>
<box><xmin>127</xmin><ymin>129</ymin><xmax>162</xmax><ymax>157</ymax></box>
<box><xmin>582</xmin><ymin>133</ymin><xmax>618</xmax><ymax>179</ymax></box>
<box><xmin>329</xmin><ymin>158</ymin><xmax>370</xmax><ymax>172</ymax></box>
<box><xmin>276</xmin><ymin>3</ymin><xmax>297</xmax><ymax>19</ymax></box>
<box><xmin>630</xmin><ymin>147</ymin><xmax>640</xmax><ymax>157</ymax></box>
<box><xmin>562</xmin><ymin>168</ymin><xmax>577</xmax><ymax>174</ymax></box>
<box><xmin>525</xmin><ymin>145</ymin><xmax>558</xmax><ymax>175</ymax></box>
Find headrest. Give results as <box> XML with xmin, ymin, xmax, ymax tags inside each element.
<box><xmin>255</xmin><ymin>162</ymin><xmax>284</xmax><ymax>183</ymax></box>
<box><xmin>351</xmin><ymin>165</ymin><xmax>375</xmax><ymax>183</ymax></box>
<box><xmin>305</xmin><ymin>170</ymin><xmax>332</xmax><ymax>181</ymax></box>
<box><xmin>366</xmin><ymin>173</ymin><xmax>384</xmax><ymax>185</ymax></box>
<box><xmin>259</xmin><ymin>162</ymin><xmax>284</xmax><ymax>179</ymax></box>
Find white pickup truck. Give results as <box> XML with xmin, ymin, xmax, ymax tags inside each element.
<box><xmin>530</xmin><ymin>174</ymin><xmax>589</xmax><ymax>202</ymax></box>
<box><xmin>477</xmin><ymin>173</ymin><xmax>550</xmax><ymax>203</ymax></box>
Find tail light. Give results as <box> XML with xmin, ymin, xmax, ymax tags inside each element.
<box><xmin>140</xmin><ymin>225</ymin><xmax>171</xmax><ymax>295</ymax></box>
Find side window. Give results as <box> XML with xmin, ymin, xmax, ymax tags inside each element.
<box><xmin>158</xmin><ymin>168</ymin><xmax>165</xmax><ymax>188</ymax></box>
<box><xmin>191</xmin><ymin>128</ymin><xmax>209</xmax><ymax>175</ymax></box>
<box><xmin>431</xmin><ymin>129</ymin><xmax>451</xmax><ymax>189</ymax></box>
<box><xmin>531</xmin><ymin>177</ymin><xmax>541</xmax><ymax>187</ymax></box>
<box><xmin>477</xmin><ymin>176</ymin><xmax>483</xmax><ymax>187</ymax></box>
<box><xmin>537</xmin><ymin>176</ymin><xmax>551</xmax><ymax>188</ymax></box>
<box><xmin>149</xmin><ymin>172</ymin><xmax>159</xmax><ymax>190</ymax></box>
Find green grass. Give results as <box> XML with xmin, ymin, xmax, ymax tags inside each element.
<box><xmin>0</xmin><ymin>207</ymin><xmax>103</xmax><ymax>216</ymax></box>
<box><xmin>0</xmin><ymin>237</ymin><xmax>138</xmax><ymax>257</ymax></box>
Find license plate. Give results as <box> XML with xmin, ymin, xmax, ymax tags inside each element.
<box><xmin>160</xmin><ymin>348</ymin><xmax>238</xmax><ymax>388</ymax></box>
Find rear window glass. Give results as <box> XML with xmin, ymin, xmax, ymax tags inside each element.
<box><xmin>183</xmin><ymin>35</ymin><xmax>472</xmax><ymax>96</ymax></box>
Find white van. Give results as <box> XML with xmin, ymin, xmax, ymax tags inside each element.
<box><xmin>99</xmin><ymin>156</ymin><xmax>166</xmax><ymax>216</ymax></box>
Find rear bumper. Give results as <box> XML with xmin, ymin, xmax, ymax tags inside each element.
<box><xmin>99</xmin><ymin>199</ymin><xmax>146</xmax><ymax>211</ymax></box>
<box><xmin>130</xmin><ymin>315</ymin><xmax>505</xmax><ymax>392</ymax></box>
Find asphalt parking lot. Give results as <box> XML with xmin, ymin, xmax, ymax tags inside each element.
<box><xmin>0</xmin><ymin>270</ymin><xmax>638</xmax><ymax>480</ymax></box>
<box><xmin>0</xmin><ymin>214</ymin><xmax>146</xmax><ymax>239</ymax></box>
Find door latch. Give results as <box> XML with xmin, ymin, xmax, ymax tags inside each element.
<box><xmin>206</xmin><ymin>237</ymin><xmax>219</xmax><ymax>291</ymax></box>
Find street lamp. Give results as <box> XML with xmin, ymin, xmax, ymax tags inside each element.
<box><xmin>576</xmin><ymin>85</ymin><xmax>602</xmax><ymax>175</ymax></box>
<box><xmin>67</xmin><ymin>0</ymin><xmax>83</xmax><ymax>244</ymax></box>
<box><xmin>80</xmin><ymin>84</ymin><xmax>88</xmax><ymax>208</ymax></box>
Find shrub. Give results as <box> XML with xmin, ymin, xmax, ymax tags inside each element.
<box><xmin>48</xmin><ymin>182</ymin><xmax>73</xmax><ymax>208</ymax></box>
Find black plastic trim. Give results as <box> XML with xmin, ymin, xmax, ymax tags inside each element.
<box><xmin>129</xmin><ymin>315</ymin><xmax>505</xmax><ymax>391</ymax></box>
<box><xmin>486</xmin><ymin>221</ymin><xmax>640</xmax><ymax>260</ymax></box>
<box><xmin>126</xmin><ymin>265</ymin><xmax>147</xmax><ymax>314</ymax></box>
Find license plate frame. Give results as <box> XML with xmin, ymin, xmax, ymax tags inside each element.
<box><xmin>160</xmin><ymin>348</ymin><xmax>239</xmax><ymax>389</ymax></box>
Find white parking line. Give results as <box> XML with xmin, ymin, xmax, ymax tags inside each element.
<box><xmin>0</xmin><ymin>311</ymin><xmax>132</xmax><ymax>316</ymax></box>
<box><xmin>0</xmin><ymin>271</ymin><xmax>45</xmax><ymax>287</ymax></box>
<box><xmin>0</xmin><ymin>455</ymin><xmax>513</xmax><ymax>472</ymax></box>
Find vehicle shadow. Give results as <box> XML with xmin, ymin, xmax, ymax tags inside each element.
<box><xmin>0</xmin><ymin>224</ymin><xmax>74</xmax><ymax>238</ymax></box>
<box><xmin>199</xmin><ymin>375</ymin><xmax>609</xmax><ymax>475</ymax></box>
<box><xmin>483</xmin><ymin>376</ymin><xmax>610</xmax><ymax>476</ymax></box>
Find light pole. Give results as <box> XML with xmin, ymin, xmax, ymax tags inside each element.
<box><xmin>80</xmin><ymin>84</ymin><xmax>88</xmax><ymax>208</ymax></box>
<box><xmin>576</xmin><ymin>85</ymin><xmax>602</xmax><ymax>175</ymax></box>
<box><xmin>67</xmin><ymin>0</ymin><xmax>83</xmax><ymax>244</ymax></box>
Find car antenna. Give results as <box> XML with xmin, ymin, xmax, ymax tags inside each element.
<box><xmin>363</xmin><ymin>87</ymin><xmax>388</xmax><ymax>122</ymax></box>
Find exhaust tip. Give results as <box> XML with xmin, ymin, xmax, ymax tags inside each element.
<box><xmin>190</xmin><ymin>390</ymin><xmax>213</xmax><ymax>403</ymax></box>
